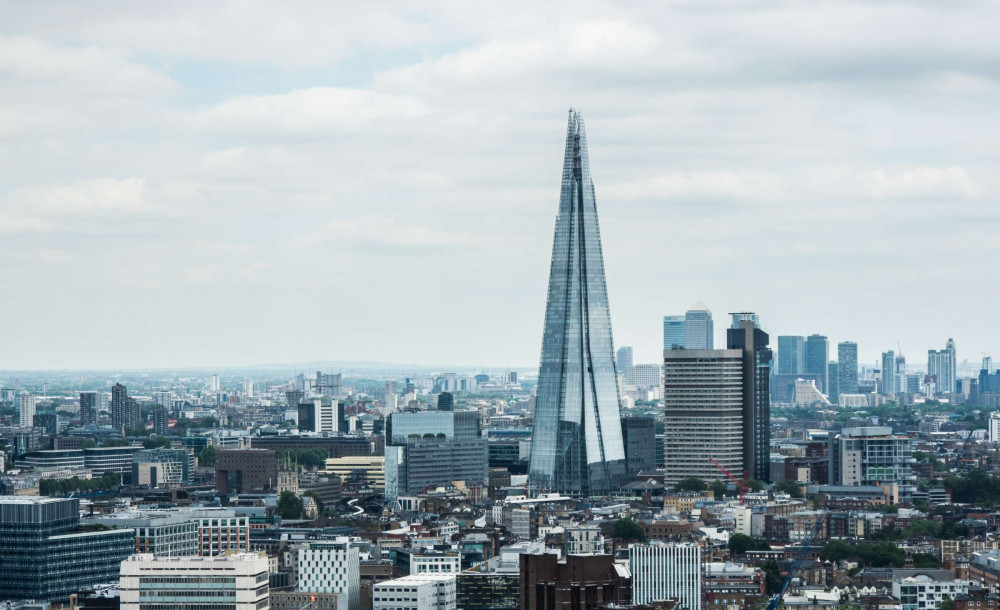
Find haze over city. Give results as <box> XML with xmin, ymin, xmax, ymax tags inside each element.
<box><xmin>3</xmin><ymin>2</ymin><xmax>999</xmax><ymax>370</ymax></box>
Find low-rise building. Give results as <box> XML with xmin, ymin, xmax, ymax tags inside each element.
<box><xmin>373</xmin><ymin>574</ymin><xmax>456</xmax><ymax>610</ymax></box>
<box><xmin>120</xmin><ymin>552</ymin><xmax>270</xmax><ymax>610</ymax></box>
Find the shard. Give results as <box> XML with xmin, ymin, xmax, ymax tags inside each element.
<box><xmin>528</xmin><ymin>109</ymin><xmax>627</xmax><ymax>496</ymax></box>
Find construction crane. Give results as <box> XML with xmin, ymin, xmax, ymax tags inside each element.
<box><xmin>765</xmin><ymin>509</ymin><xmax>829</xmax><ymax>610</ymax></box>
<box><xmin>709</xmin><ymin>457</ymin><xmax>749</xmax><ymax>505</ymax></box>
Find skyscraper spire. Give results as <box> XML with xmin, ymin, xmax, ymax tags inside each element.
<box><xmin>528</xmin><ymin>109</ymin><xmax>627</xmax><ymax>496</ymax></box>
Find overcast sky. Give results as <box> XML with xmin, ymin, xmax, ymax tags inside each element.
<box><xmin>1</xmin><ymin>1</ymin><xmax>998</xmax><ymax>371</ymax></box>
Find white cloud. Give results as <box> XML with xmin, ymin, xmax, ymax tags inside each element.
<box><xmin>193</xmin><ymin>88</ymin><xmax>428</xmax><ymax>137</ymax></box>
<box><xmin>300</xmin><ymin>214</ymin><xmax>478</xmax><ymax>250</ymax></box>
<box><xmin>6</xmin><ymin>178</ymin><xmax>148</xmax><ymax>216</ymax></box>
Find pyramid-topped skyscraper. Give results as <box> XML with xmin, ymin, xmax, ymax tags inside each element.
<box><xmin>528</xmin><ymin>109</ymin><xmax>627</xmax><ymax>496</ymax></box>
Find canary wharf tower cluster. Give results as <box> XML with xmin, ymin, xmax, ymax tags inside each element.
<box><xmin>528</xmin><ymin>110</ymin><xmax>628</xmax><ymax>495</ymax></box>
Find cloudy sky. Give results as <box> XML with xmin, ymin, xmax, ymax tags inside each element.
<box><xmin>1</xmin><ymin>1</ymin><xmax>998</xmax><ymax>371</ymax></box>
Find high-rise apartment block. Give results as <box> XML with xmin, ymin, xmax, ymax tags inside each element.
<box><xmin>298</xmin><ymin>398</ymin><xmax>346</xmax><ymax>434</ymax></box>
<box><xmin>838</xmin><ymin>342</ymin><xmax>859</xmax><ymax>395</ymax></box>
<box><xmin>663</xmin><ymin>315</ymin><xmax>685</xmax><ymax>351</ymax></box>
<box><xmin>664</xmin><ymin>315</ymin><xmax>772</xmax><ymax>485</ymax></box>
<box><xmin>111</xmin><ymin>383</ymin><xmax>141</xmax><ymax>432</ymax></box>
<box><xmin>684</xmin><ymin>302</ymin><xmax>714</xmax><ymax>350</ymax></box>
<box><xmin>828</xmin><ymin>361</ymin><xmax>840</xmax><ymax>403</ymax></box>
<box><xmin>663</xmin><ymin>349</ymin><xmax>745</xmax><ymax>485</ymax></box>
<box><xmin>0</xmin><ymin>496</ymin><xmax>135</xmax><ymax>602</ymax></box>
<box><xmin>80</xmin><ymin>391</ymin><xmax>99</xmax><ymax>426</ymax></box>
<box><xmin>630</xmin><ymin>542</ymin><xmax>701</xmax><ymax>609</ymax></box>
<box><xmin>881</xmin><ymin>351</ymin><xmax>897</xmax><ymax>396</ymax></box>
<box><xmin>153</xmin><ymin>405</ymin><xmax>168</xmax><ymax>435</ymax></box>
<box><xmin>777</xmin><ymin>336</ymin><xmax>805</xmax><ymax>375</ymax></box>
<box><xmin>805</xmin><ymin>335</ymin><xmax>829</xmax><ymax>394</ymax></box>
<box><xmin>528</xmin><ymin>110</ymin><xmax>626</xmax><ymax>496</ymax></box>
<box><xmin>616</xmin><ymin>346</ymin><xmax>634</xmax><ymax>376</ymax></box>
<box><xmin>120</xmin><ymin>553</ymin><xmax>270</xmax><ymax>610</ymax></box>
<box><xmin>19</xmin><ymin>393</ymin><xmax>35</xmax><ymax>428</ymax></box>
<box><xmin>929</xmin><ymin>339</ymin><xmax>958</xmax><ymax>394</ymax></box>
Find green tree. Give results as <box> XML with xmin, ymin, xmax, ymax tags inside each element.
<box><xmin>746</xmin><ymin>478</ymin><xmax>764</xmax><ymax>492</ymax></box>
<box><xmin>819</xmin><ymin>540</ymin><xmax>853</xmax><ymax>562</ymax></box>
<box><xmin>277</xmin><ymin>491</ymin><xmax>304</xmax><ymax>519</ymax></box>
<box><xmin>912</xmin><ymin>553</ymin><xmax>942</xmax><ymax>568</ymax></box>
<box><xmin>674</xmin><ymin>477</ymin><xmax>707</xmax><ymax>492</ymax></box>
<box><xmin>937</xmin><ymin>598</ymin><xmax>955</xmax><ymax>610</ymax></box>
<box><xmin>612</xmin><ymin>518</ymin><xmax>647</xmax><ymax>542</ymax></box>
<box><xmin>710</xmin><ymin>479</ymin><xmax>728</xmax><ymax>499</ymax></box>
<box><xmin>102</xmin><ymin>438</ymin><xmax>131</xmax><ymax>447</ymax></box>
<box><xmin>198</xmin><ymin>445</ymin><xmax>216</xmax><ymax>466</ymax></box>
<box><xmin>763</xmin><ymin>559</ymin><xmax>783</xmax><ymax>595</ymax></box>
<box><xmin>728</xmin><ymin>533</ymin><xmax>770</xmax><ymax>556</ymax></box>
<box><xmin>773</xmin><ymin>479</ymin><xmax>804</xmax><ymax>498</ymax></box>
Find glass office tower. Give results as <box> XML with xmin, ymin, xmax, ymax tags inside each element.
<box><xmin>529</xmin><ymin>109</ymin><xmax>626</xmax><ymax>496</ymax></box>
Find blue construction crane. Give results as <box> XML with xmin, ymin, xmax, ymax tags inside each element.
<box><xmin>765</xmin><ymin>509</ymin><xmax>829</xmax><ymax>610</ymax></box>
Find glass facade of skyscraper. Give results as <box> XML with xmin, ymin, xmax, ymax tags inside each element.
<box><xmin>838</xmin><ymin>341</ymin><xmax>859</xmax><ymax>394</ymax></box>
<box><xmin>529</xmin><ymin>110</ymin><xmax>626</xmax><ymax>496</ymax></box>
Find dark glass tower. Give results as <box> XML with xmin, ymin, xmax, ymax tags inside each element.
<box><xmin>727</xmin><ymin>315</ymin><xmax>773</xmax><ymax>483</ymax></box>
<box><xmin>528</xmin><ymin>109</ymin><xmax>626</xmax><ymax>496</ymax></box>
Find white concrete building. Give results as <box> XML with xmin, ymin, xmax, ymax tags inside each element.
<box><xmin>373</xmin><ymin>574</ymin><xmax>456</xmax><ymax>610</ymax></box>
<box><xmin>892</xmin><ymin>572</ymin><xmax>968</xmax><ymax>610</ymax></box>
<box><xmin>411</xmin><ymin>552</ymin><xmax>461</xmax><ymax>575</ymax></box>
<box><xmin>989</xmin><ymin>411</ymin><xmax>1000</xmax><ymax>443</ymax></box>
<box><xmin>120</xmin><ymin>552</ymin><xmax>269</xmax><ymax>610</ymax></box>
<box><xmin>297</xmin><ymin>539</ymin><xmax>360</xmax><ymax>610</ymax></box>
<box><xmin>566</xmin><ymin>526</ymin><xmax>604</xmax><ymax>554</ymax></box>
<box><xmin>19</xmin><ymin>393</ymin><xmax>36</xmax><ymax>428</ymax></box>
<box><xmin>629</xmin><ymin>542</ymin><xmax>701</xmax><ymax>610</ymax></box>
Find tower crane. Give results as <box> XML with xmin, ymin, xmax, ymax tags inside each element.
<box><xmin>709</xmin><ymin>457</ymin><xmax>749</xmax><ymax>505</ymax></box>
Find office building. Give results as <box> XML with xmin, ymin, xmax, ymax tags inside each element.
<box><xmin>621</xmin><ymin>415</ymin><xmax>657</xmax><ymax>477</ymax></box>
<box><xmin>838</xmin><ymin>342</ymin><xmax>859</xmax><ymax>394</ymax></box>
<box><xmin>437</xmin><ymin>392</ymin><xmax>455</xmax><ymax>412</ymax></box>
<box><xmin>617</xmin><ymin>346</ymin><xmax>634</xmax><ymax>376</ymax></box>
<box><xmin>215</xmin><ymin>448</ymin><xmax>278</xmax><ymax>495</ymax></box>
<box><xmin>663</xmin><ymin>315</ymin><xmax>686</xmax><ymax>351</ymax></box>
<box><xmin>0</xmin><ymin>496</ymin><xmax>135</xmax><ymax>602</ymax></box>
<box><xmin>828</xmin><ymin>361</ymin><xmax>840</xmax><ymax>403</ymax></box>
<box><xmin>777</xmin><ymin>336</ymin><xmax>805</xmax><ymax>375</ymax></box>
<box><xmin>326</xmin><ymin>455</ymin><xmax>385</xmax><ymax>489</ymax></box>
<box><xmin>384</xmin><ymin>411</ymin><xmax>487</xmax><ymax>500</ymax></box>
<box><xmin>120</xmin><ymin>552</ymin><xmax>270</xmax><ymax>610</ymax></box>
<box><xmin>829</xmin><ymin>426</ymin><xmax>916</xmax><ymax>501</ymax></box>
<box><xmin>663</xmin><ymin>349</ymin><xmax>745</xmax><ymax>485</ymax></box>
<box><xmin>374</xmin><ymin>574</ymin><xmax>456</xmax><ymax>610</ymax></box>
<box><xmin>456</xmin><ymin>544</ymin><xmax>541</xmax><ymax>610</ymax></box>
<box><xmin>684</xmin><ymin>302</ymin><xmax>714</xmax><ymax>350</ymax></box>
<box><xmin>19</xmin><ymin>446</ymin><xmax>141</xmax><ymax>476</ymax></box>
<box><xmin>929</xmin><ymin>339</ymin><xmax>958</xmax><ymax>394</ymax></box>
<box><xmin>627</xmin><ymin>363</ymin><xmax>662</xmax><ymax>388</ymax></box>
<box><xmin>805</xmin><ymin>335</ymin><xmax>829</xmax><ymax>393</ymax></box>
<box><xmin>89</xmin><ymin>511</ymin><xmax>199</xmax><ymax>557</ymax></box>
<box><xmin>728</xmin><ymin>314</ymin><xmax>773</xmax><ymax>483</ymax></box>
<box><xmin>132</xmin><ymin>448</ymin><xmax>193</xmax><ymax>487</ymax></box>
<box><xmin>630</xmin><ymin>542</ymin><xmax>701</xmax><ymax>609</ymax></box>
<box><xmin>519</xmin><ymin>553</ymin><xmax>630</xmax><ymax>610</ymax></box>
<box><xmin>297</xmin><ymin>539</ymin><xmax>360</xmax><ymax>610</ymax></box>
<box><xmin>80</xmin><ymin>391</ymin><xmax>99</xmax><ymax>427</ymax></box>
<box><xmin>881</xmin><ymin>351</ymin><xmax>897</xmax><ymax>396</ymax></box>
<box><xmin>298</xmin><ymin>398</ymin><xmax>346</xmax><ymax>434</ymax></box>
<box><xmin>153</xmin><ymin>405</ymin><xmax>168</xmax><ymax>435</ymax></box>
<box><xmin>19</xmin><ymin>393</ymin><xmax>36</xmax><ymax>428</ymax></box>
<box><xmin>285</xmin><ymin>389</ymin><xmax>304</xmax><ymax>410</ymax></box>
<box><xmin>528</xmin><ymin>110</ymin><xmax>627</xmax><ymax>496</ymax></box>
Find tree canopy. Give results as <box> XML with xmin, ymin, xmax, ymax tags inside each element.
<box><xmin>277</xmin><ymin>491</ymin><xmax>304</xmax><ymax>519</ymax></box>
<box><xmin>728</xmin><ymin>533</ymin><xmax>770</xmax><ymax>556</ymax></box>
<box><xmin>674</xmin><ymin>477</ymin><xmax>707</xmax><ymax>492</ymax></box>
<box><xmin>612</xmin><ymin>518</ymin><xmax>646</xmax><ymax>542</ymax></box>
<box><xmin>818</xmin><ymin>540</ymin><xmax>906</xmax><ymax>567</ymax></box>
<box><xmin>772</xmin><ymin>479</ymin><xmax>804</xmax><ymax>498</ymax></box>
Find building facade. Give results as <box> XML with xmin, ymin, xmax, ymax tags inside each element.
<box><xmin>838</xmin><ymin>342</ymin><xmax>859</xmax><ymax>394</ymax></box>
<box><xmin>663</xmin><ymin>316</ymin><xmax>685</xmax><ymax>351</ymax></box>
<box><xmin>727</xmin><ymin>315</ymin><xmax>772</xmax><ymax>483</ymax></box>
<box><xmin>629</xmin><ymin>542</ymin><xmax>701</xmax><ymax>609</ymax></box>
<box><xmin>373</xmin><ymin>574</ymin><xmax>456</xmax><ymax>610</ymax></box>
<box><xmin>0</xmin><ymin>496</ymin><xmax>135</xmax><ymax>602</ymax></box>
<box><xmin>617</xmin><ymin>346</ymin><xmax>634</xmax><ymax>377</ymax></box>
<box><xmin>805</xmin><ymin>335</ymin><xmax>829</xmax><ymax>394</ymax></box>
<box><xmin>663</xmin><ymin>349</ymin><xmax>744</xmax><ymax>485</ymax></box>
<box><xmin>297</xmin><ymin>539</ymin><xmax>360</xmax><ymax>610</ymax></box>
<box><xmin>620</xmin><ymin>415</ymin><xmax>657</xmax><ymax>478</ymax></box>
<box><xmin>119</xmin><ymin>552</ymin><xmax>270</xmax><ymax>610</ymax></box>
<box><xmin>829</xmin><ymin>426</ymin><xmax>916</xmax><ymax>502</ymax></box>
<box><xmin>528</xmin><ymin>110</ymin><xmax>627</xmax><ymax>496</ymax></box>
<box><xmin>777</xmin><ymin>336</ymin><xmax>805</xmax><ymax>375</ymax></box>
<box><xmin>215</xmin><ymin>448</ymin><xmax>278</xmax><ymax>495</ymax></box>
